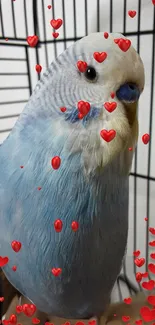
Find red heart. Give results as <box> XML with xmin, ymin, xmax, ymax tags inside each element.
<box><xmin>2</xmin><ymin>321</ymin><xmax>10</xmax><ymax>325</ymax></box>
<box><xmin>114</xmin><ymin>38</ymin><xmax>131</xmax><ymax>52</ymax></box>
<box><xmin>27</xmin><ymin>35</ymin><xmax>39</xmax><ymax>47</ymax></box>
<box><xmin>32</xmin><ymin>318</ymin><xmax>40</xmax><ymax>324</ymax></box>
<box><xmin>37</xmin><ymin>187</ymin><xmax>42</xmax><ymax>191</ymax></box>
<box><xmin>128</xmin><ymin>147</ymin><xmax>133</xmax><ymax>151</ymax></box>
<box><xmin>122</xmin><ymin>316</ymin><xmax>130</xmax><ymax>322</ymax></box>
<box><xmin>50</xmin><ymin>19</ymin><xmax>63</xmax><ymax>30</ymax></box>
<box><xmin>51</xmin><ymin>156</ymin><xmax>61</xmax><ymax>170</ymax></box>
<box><xmin>142</xmin><ymin>133</ymin><xmax>150</xmax><ymax>144</ymax></box>
<box><xmin>142</xmin><ymin>272</ymin><xmax>148</xmax><ymax>278</ymax></box>
<box><xmin>104</xmin><ymin>102</ymin><xmax>117</xmax><ymax>113</ymax></box>
<box><xmin>136</xmin><ymin>272</ymin><xmax>142</xmax><ymax>282</ymax></box>
<box><xmin>12</xmin><ymin>265</ymin><xmax>17</xmax><ymax>272</ymax></box>
<box><xmin>149</xmin><ymin>228</ymin><xmax>155</xmax><ymax>235</ymax></box>
<box><xmin>71</xmin><ymin>221</ymin><xmax>79</xmax><ymax>232</ymax></box>
<box><xmin>35</xmin><ymin>65</ymin><xmax>42</xmax><ymax>73</ymax></box>
<box><xmin>104</xmin><ymin>32</ymin><xmax>109</xmax><ymax>39</ymax></box>
<box><xmin>60</xmin><ymin>107</ymin><xmax>66</xmax><ymax>113</ymax></box>
<box><xmin>100</xmin><ymin>129</ymin><xmax>116</xmax><ymax>142</ymax></box>
<box><xmin>51</xmin><ymin>268</ymin><xmax>62</xmax><ymax>276</ymax></box>
<box><xmin>52</xmin><ymin>32</ymin><xmax>59</xmax><ymax>39</ymax></box>
<box><xmin>0</xmin><ymin>297</ymin><xmax>4</xmax><ymax>302</ymax></box>
<box><xmin>88</xmin><ymin>321</ymin><xmax>96</xmax><ymax>325</ymax></box>
<box><xmin>47</xmin><ymin>5</ymin><xmax>52</xmax><ymax>9</ymax></box>
<box><xmin>23</xmin><ymin>304</ymin><xmax>36</xmax><ymax>317</ymax></box>
<box><xmin>152</xmin><ymin>0</ymin><xmax>155</xmax><ymax>5</ymax></box>
<box><xmin>75</xmin><ymin>323</ymin><xmax>85</xmax><ymax>325</ymax></box>
<box><xmin>134</xmin><ymin>258</ymin><xmax>145</xmax><ymax>267</ymax></box>
<box><xmin>142</xmin><ymin>280</ymin><xmax>155</xmax><ymax>290</ymax></box>
<box><xmin>62</xmin><ymin>323</ymin><xmax>71</xmax><ymax>325</ymax></box>
<box><xmin>135</xmin><ymin>320</ymin><xmax>142</xmax><ymax>325</ymax></box>
<box><xmin>54</xmin><ymin>219</ymin><xmax>63</xmax><ymax>232</ymax></box>
<box><xmin>45</xmin><ymin>323</ymin><xmax>54</xmax><ymax>325</ymax></box>
<box><xmin>0</xmin><ymin>256</ymin><xmax>9</xmax><ymax>267</ymax></box>
<box><xmin>147</xmin><ymin>296</ymin><xmax>155</xmax><ymax>306</ymax></box>
<box><xmin>93</xmin><ymin>52</ymin><xmax>107</xmax><ymax>63</ymax></box>
<box><xmin>140</xmin><ymin>306</ymin><xmax>155</xmax><ymax>322</ymax></box>
<box><xmin>9</xmin><ymin>314</ymin><xmax>17</xmax><ymax>325</ymax></box>
<box><xmin>150</xmin><ymin>253</ymin><xmax>155</xmax><ymax>259</ymax></box>
<box><xmin>124</xmin><ymin>298</ymin><xmax>132</xmax><ymax>305</ymax></box>
<box><xmin>77</xmin><ymin>101</ymin><xmax>91</xmax><ymax>117</ymax></box>
<box><xmin>110</xmin><ymin>92</ymin><xmax>115</xmax><ymax>99</ymax></box>
<box><xmin>133</xmin><ymin>250</ymin><xmax>141</xmax><ymax>257</ymax></box>
<box><xmin>145</xmin><ymin>217</ymin><xmax>148</xmax><ymax>221</ymax></box>
<box><xmin>149</xmin><ymin>241</ymin><xmax>155</xmax><ymax>247</ymax></box>
<box><xmin>128</xmin><ymin>10</ymin><xmax>137</xmax><ymax>18</ymax></box>
<box><xmin>11</xmin><ymin>241</ymin><xmax>22</xmax><ymax>253</ymax></box>
<box><xmin>77</xmin><ymin>61</ymin><xmax>88</xmax><ymax>73</ymax></box>
<box><xmin>16</xmin><ymin>305</ymin><xmax>23</xmax><ymax>313</ymax></box>
<box><xmin>148</xmin><ymin>263</ymin><xmax>155</xmax><ymax>274</ymax></box>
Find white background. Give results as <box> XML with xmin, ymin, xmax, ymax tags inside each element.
<box><xmin>0</xmin><ymin>0</ymin><xmax>155</xmax><ymax>299</ymax></box>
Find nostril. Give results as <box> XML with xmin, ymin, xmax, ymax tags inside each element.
<box><xmin>128</xmin><ymin>84</ymin><xmax>135</xmax><ymax>90</ymax></box>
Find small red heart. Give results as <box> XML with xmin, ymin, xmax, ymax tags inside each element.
<box><xmin>77</xmin><ymin>61</ymin><xmax>88</xmax><ymax>73</ymax></box>
<box><xmin>114</xmin><ymin>38</ymin><xmax>131</xmax><ymax>52</ymax></box>
<box><xmin>32</xmin><ymin>318</ymin><xmax>40</xmax><ymax>324</ymax></box>
<box><xmin>27</xmin><ymin>35</ymin><xmax>39</xmax><ymax>47</ymax></box>
<box><xmin>149</xmin><ymin>228</ymin><xmax>155</xmax><ymax>235</ymax></box>
<box><xmin>0</xmin><ymin>297</ymin><xmax>4</xmax><ymax>302</ymax></box>
<box><xmin>54</xmin><ymin>219</ymin><xmax>63</xmax><ymax>232</ymax></box>
<box><xmin>104</xmin><ymin>102</ymin><xmax>117</xmax><ymax>113</ymax></box>
<box><xmin>50</xmin><ymin>19</ymin><xmax>63</xmax><ymax>30</ymax></box>
<box><xmin>134</xmin><ymin>258</ymin><xmax>145</xmax><ymax>267</ymax></box>
<box><xmin>88</xmin><ymin>321</ymin><xmax>96</xmax><ymax>325</ymax></box>
<box><xmin>9</xmin><ymin>314</ymin><xmax>17</xmax><ymax>325</ymax></box>
<box><xmin>149</xmin><ymin>241</ymin><xmax>155</xmax><ymax>247</ymax></box>
<box><xmin>136</xmin><ymin>272</ymin><xmax>142</xmax><ymax>282</ymax></box>
<box><xmin>47</xmin><ymin>5</ymin><xmax>52</xmax><ymax>9</ymax></box>
<box><xmin>147</xmin><ymin>296</ymin><xmax>155</xmax><ymax>306</ymax></box>
<box><xmin>71</xmin><ymin>221</ymin><xmax>79</xmax><ymax>232</ymax></box>
<box><xmin>12</xmin><ymin>265</ymin><xmax>17</xmax><ymax>272</ymax></box>
<box><xmin>128</xmin><ymin>10</ymin><xmax>137</xmax><ymax>18</ymax></box>
<box><xmin>77</xmin><ymin>101</ymin><xmax>91</xmax><ymax>117</ymax></box>
<box><xmin>51</xmin><ymin>156</ymin><xmax>61</xmax><ymax>169</ymax></box>
<box><xmin>104</xmin><ymin>32</ymin><xmax>109</xmax><ymax>39</ymax></box>
<box><xmin>133</xmin><ymin>250</ymin><xmax>141</xmax><ymax>257</ymax></box>
<box><xmin>5</xmin><ymin>38</ymin><xmax>8</xmax><ymax>41</ymax></box>
<box><xmin>100</xmin><ymin>129</ymin><xmax>116</xmax><ymax>142</ymax></box>
<box><xmin>124</xmin><ymin>298</ymin><xmax>132</xmax><ymax>305</ymax></box>
<box><xmin>60</xmin><ymin>107</ymin><xmax>66</xmax><ymax>112</ymax></box>
<box><xmin>152</xmin><ymin>0</ymin><xmax>155</xmax><ymax>5</ymax></box>
<box><xmin>52</xmin><ymin>32</ymin><xmax>59</xmax><ymax>39</ymax></box>
<box><xmin>35</xmin><ymin>64</ymin><xmax>42</xmax><ymax>73</ymax></box>
<box><xmin>142</xmin><ymin>272</ymin><xmax>148</xmax><ymax>278</ymax></box>
<box><xmin>142</xmin><ymin>133</ymin><xmax>150</xmax><ymax>144</ymax></box>
<box><xmin>16</xmin><ymin>305</ymin><xmax>23</xmax><ymax>313</ymax></box>
<box><xmin>110</xmin><ymin>92</ymin><xmax>115</xmax><ymax>98</ymax></box>
<box><xmin>37</xmin><ymin>187</ymin><xmax>42</xmax><ymax>190</ymax></box>
<box><xmin>145</xmin><ymin>217</ymin><xmax>148</xmax><ymax>221</ymax></box>
<box><xmin>93</xmin><ymin>52</ymin><xmax>107</xmax><ymax>63</ymax></box>
<box><xmin>51</xmin><ymin>268</ymin><xmax>62</xmax><ymax>276</ymax></box>
<box><xmin>150</xmin><ymin>253</ymin><xmax>155</xmax><ymax>259</ymax></box>
<box><xmin>135</xmin><ymin>320</ymin><xmax>142</xmax><ymax>325</ymax></box>
<box><xmin>148</xmin><ymin>263</ymin><xmax>155</xmax><ymax>274</ymax></box>
<box><xmin>23</xmin><ymin>304</ymin><xmax>36</xmax><ymax>317</ymax></box>
<box><xmin>11</xmin><ymin>241</ymin><xmax>22</xmax><ymax>252</ymax></box>
<box><xmin>122</xmin><ymin>316</ymin><xmax>130</xmax><ymax>322</ymax></box>
<box><xmin>140</xmin><ymin>306</ymin><xmax>155</xmax><ymax>322</ymax></box>
<box><xmin>128</xmin><ymin>147</ymin><xmax>133</xmax><ymax>151</ymax></box>
<box><xmin>0</xmin><ymin>256</ymin><xmax>9</xmax><ymax>267</ymax></box>
<box><xmin>142</xmin><ymin>280</ymin><xmax>155</xmax><ymax>290</ymax></box>
<box><xmin>62</xmin><ymin>322</ymin><xmax>71</xmax><ymax>325</ymax></box>
<box><xmin>20</xmin><ymin>166</ymin><xmax>24</xmax><ymax>168</ymax></box>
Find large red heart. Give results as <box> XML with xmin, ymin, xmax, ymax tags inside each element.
<box><xmin>77</xmin><ymin>101</ymin><xmax>91</xmax><ymax>117</ymax></box>
<box><xmin>142</xmin><ymin>280</ymin><xmax>155</xmax><ymax>290</ymax></box>
<box><xmin>149</xmin><ymin>227</ymin><xmax>155</xmax><ymax>235</ymax></box>
<box><xmin>11</xmin><ymin>240</ymin><xmax>22</xmax><ymax>252</ymax></box>
<box><xmin>0</xmin><ymin>256</ymin><xmax>9</xmax><ymax>267</ymax></box>
<box><xmin>128</xmin><ymin>10</ymin><xmax>137</xmax><ymax>18</ymax></box>
<box><xmin>16</xmin><ymin>305</ymin><xmax>23</xmax><ymax>313</ymax></box>
<box><xmin>133</xmin><ymin>250</ymin><xmax>141</xmax><ymax>257</ymax></box>
<box><xmin>122</xmin><ymin>316</ymin><xmax>130</xmax><ymax>322</ymax></box>
<box><xmin>104</xmin><ymin>102</ymin><xmax>117</xmax><ymax>113</ymax></box>
<box><xmin>27</xmin><ymin>36</ymin><xmax>39</xmax><ymax>47</ymax></box>
<box><xmin>77</xmin><ymin>61</ymin><xmax>87</xmax><ymax>73</ymax></box>
<box><xmin>147</xmin><ymin>295</ymin><xmax>155</xmax><ymax>306</ymax></box>
<box><xmin>93</xmin><ymin>52</ymin><xmax>107</xmax><ymax>63</ymax></box>
<box><xmin>136</xmin><ymin>272</ymin><xmax>142</xmax><ymax>282</ymax></box>
<box><xmin>134</xmin><ymin>258</ymin><xmax>145</xmax><ymax>267</ymax></box>
<box><xmin>124</xmin><ymin>298</ymin><xmax>132</xmax><ymax>304</ymax></box>
<box><xmin>148</xmin><ymin>263</ymin><xmax>155</xmax><ymax>274</ymax></box>
<box><xmin>135</xmin><ymin>320</ymin><xmax>142</xmax><ymax>325</ymax></box>
<box><xmin>149</xmin><ymin>241</ymin><xmax>155</xmax><ymax>247</ymax></box>
<box><xmin>150</xmin><ymin>253</ymin><xmax>155</xmax><ymax>259</ymax></box>
<box><xmin>9</xmin><ymin>314</ymin><xmax>17</xmax><ymax>325</ymax></box>
<box><xmin>50</xmin><ymin>19</ymin><xmax>63</xmax><ymax>29</ymax></box>
<box><xmin>23</xmin><ymin>304</ymin><xmax>36</xmax><ymax>317</ymax></box>
<box><xmin>51</xmin><ymin>268</ymin><xmax>62</xmax><ymax>276</ymax></box>
<box><xmin>100</xmin><ymin>129</ymin><xmax>116</xmax><ymax>142</ymax></box>
<box><xmin>114</xmin><ymin>38</ymin><xmax>131</xmax><ymax>52</ymax></box>
<box><xmin>140</xmin><ymin>306</ymin><xmax>155</xmax><ymax>322</ymax></box>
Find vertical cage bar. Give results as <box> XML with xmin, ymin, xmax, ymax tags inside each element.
<box><xmin>73</xmin><ymin>0</ymin><xmax>77</xmax><ymax>40</ymax></box>
<box><xmin>41</xmin><ymin>0</ymin><xmax>49</xmax><ymax>67</ymax></box>
<box><xmin>109</xmin><ymin>0</ymin><xmax>113</xmax><ymax>33</ymax></box>
<box><xmin>62</xmin><ymin>0</ymin><xmax>67</xmax><ymax>50</ymax></box>
<box><xmin>84</xmin><ymin>0</ymin><xmax>88</xmax><ymax>36</ymax></box>
<box><xmin>97</xmin><ymin>0</ymin><xmax>100</xmax><ymax>32</ymax></box>
<box><xmin>23</xmin><ymin>0</ymin><xmax>28</xmax><ymax>36</ymax></box>
<box><xmin>51</xmin><ymin>0</ymin><xmax>58</xmax><ymax>59</ymax></box>
<box><xmin>25</xmin><ymin>46</ymin><xmax>32</xmax><ymax>96</ymax></box>
<box><xmin>33</xmin><ymin>0</ymin><xmax>40</xmax><ymax>81</ymax></box>
<box><xmin>123</xmin><ymin>0</ymin><xmax>127</xmax><ymax>34</ymax></box>
<box><xmin>146</xmin><ymin>6</ymin><xmax>155</xmax><ymax>273</ymax></box>
<box><xmin>11</xmin><ymin>0</ymin><xmax>17</xmax><ymax>38</ymax></box>
<box><xmin>0</xmin><ymin>1</ymin><xmax>4</xmax><ymax>38</ymax></box>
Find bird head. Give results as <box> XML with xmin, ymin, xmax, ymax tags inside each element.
<box><xmin>28</xmin><ymin>32</ymin><xmax>145</xmax><ymax>176</ymax></box>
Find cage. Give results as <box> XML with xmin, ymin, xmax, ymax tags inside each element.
<box><xmin>0</xmin><ymin>0</ymin><xmax>155</xmax><ymax>304</ymax></box>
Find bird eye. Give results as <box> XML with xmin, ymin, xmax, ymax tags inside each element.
<box><xmin>84</xmin><ymin>66</ymin><xmax>97</xmax><ymax>82</ymax></box>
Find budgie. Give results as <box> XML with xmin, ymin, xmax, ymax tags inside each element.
<box><xmin>0</xmin><ymin>32</ymin><xmax>144</xmax><ymax>319</ymax></box>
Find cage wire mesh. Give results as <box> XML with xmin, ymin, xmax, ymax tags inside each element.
<box><xmin>0</xmin><ymin>0</ymin><xmax>155</xmax><ymax>303</ymax></box>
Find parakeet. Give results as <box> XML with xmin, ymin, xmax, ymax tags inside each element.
<box><xmin>0</xmin><ymin>32</ymin><xmax>144</xmax><ymax>319</ymax></box>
